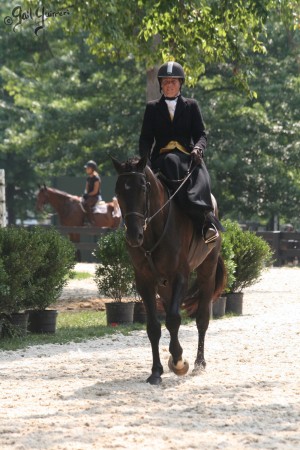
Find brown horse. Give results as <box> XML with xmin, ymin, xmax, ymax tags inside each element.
<box><xmin>36</xmin><ymin>185</ymin><xmax>121</xmax><ymax>229</ymax></box>
<box><xmin>113</xmin><ymin>156</ymin><xmax>226</xmax><ymax>385</ymax></box>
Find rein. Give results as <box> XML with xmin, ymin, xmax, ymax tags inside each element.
<box><xmin>145</xmin><ymin>162</ymin><xmax>196</xmax><ymax>229</ymax></box>
<box><xmin>118</xmin><ymin>164</ymin><xmax>196</xmax><ymax>286</ymax></box>
<box><xmin>119</xmin><ymin>162</ymin><xmax>196</xmax><ymax>231</ymax></box>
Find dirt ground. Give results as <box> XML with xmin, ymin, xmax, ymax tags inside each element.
<box><xmin>56</xmin><ymin>263</ymin><xmax>136</xmax><ymax>311</ymax></box>
<box><xmin>0</xmin><ymin>266</ymin><xmax>299</xmax><ymax>450</ymax></box>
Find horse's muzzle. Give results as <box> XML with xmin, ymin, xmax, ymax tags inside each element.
<box><xmin>125</xmin><ymin>229</ymin><xmax>144</xmax><ymax>248</ymax></box>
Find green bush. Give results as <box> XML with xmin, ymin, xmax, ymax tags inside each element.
<box><xmin>0</xmin><ymin>227</ymin><xmax>45</xmax><ymax>314</ymax></box>
<box><xmin>220</xmin><ymin>230</ymin><xmax>237</xmax><ymax>293</ymax></box>
<box><xmin>222</xmin><ymin>219</ymin><xmax>273</xmax><ymax>292</ymax></box>
<box><xmin>0</xmin><ymin>227</ymin><xmax>75</xmax><ymax>314</ymax></box>
<box><xmin>25</xmin><ymin>227</ymin><xmax>76</xmax><ymax>310</ymax></box>
<box><xmin>94</xmin><ymin>229</ymin><xmax>135</xmax><ymax>301</ymax></box>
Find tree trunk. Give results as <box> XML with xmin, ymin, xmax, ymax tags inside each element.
<box><xmin>6</xmin><ymin>183</ymin><xmax>16</xmax><ymax>225</ymax></box>
<box><xmin>0</xmin><ymin>170</ymin><xmax>6</xmax><ymax>227</ymax></box>
<box><xmin>146</xmin><ymin>66</ymin><xmax>160</xmax><ymax>102</ymax></box>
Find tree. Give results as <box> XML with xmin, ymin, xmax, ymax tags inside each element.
<box><xmin>29</xmin><ymin>0</ymin><xmax>299</xmax><ymax>95</ymax></box>
<box><xmin>2</xmin><ymin>0</ymin><xmax>299</xmax><ymax>226</ymax></box>
<box><xmin>0</xmin><ymin>6</ymin><xmax>145</xmax><ymax>222</ymax></box>
<box><xmin>0</xmin><ymin>4</ymin><xmax>44</xmax><ymax>223</ymax></box>
<box><xmin>184</xmin><ymin>17</ymin><xmax>300</xmax><ymax>228</ymax></box>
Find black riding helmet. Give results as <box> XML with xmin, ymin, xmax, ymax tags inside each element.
<box><xmin>84</xmin><ymin>160</ymin><xmax>98</xmax><ymax>171</ymax></box>
<box><xmin>157</xmin><ymin>61</ymin><xmax>185</xmax><ymax>90</ymax></box>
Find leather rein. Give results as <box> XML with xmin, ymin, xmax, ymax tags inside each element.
<box><xmin>118</xmin><ymin>165</ymin><xmax>196</xmax><ymax>285</ymax></box>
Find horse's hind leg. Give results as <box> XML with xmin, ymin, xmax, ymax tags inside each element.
<box><xmin>194</xmin><ymin>256</ymin><xmax>218</xmax><ymax>373</ymax></box>
<box><xmin>136</xmin><ymin>276</ymin><xmax>163</xmax><ymax>385</ymax></box>
<box><xmin>165</xmin><ymin>273</ymin><xmax>189</xmax><ymax>376</ymax></box>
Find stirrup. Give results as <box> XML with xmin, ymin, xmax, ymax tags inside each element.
<box><xmin>203</xmin><ymin>223</ymin><xmax>219</xmax><ymax>244</ymax></box>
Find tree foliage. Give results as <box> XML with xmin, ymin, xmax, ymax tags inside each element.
<box><xmin>27</xmin><ymin>0</ymin><xmax>299</xmax><ymax>92</ymax></box>
<box><xmin>186</xmin><ymin>18</ymin><xmax>300</xmax><ymax>226</ymax></box>
<box><xmin>1</xmin><ymin>1</ymin><xmax>299</xmax><ymax>227</ymax></box>
<box><xmin>1</xmin><ymin>1</ymin><xmax>145</xmax><ymax>222</ymax></box>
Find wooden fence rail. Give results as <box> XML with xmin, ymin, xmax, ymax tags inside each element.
<box><xmin>33</xmin><ymin>226</ymin><xmax>300</xmax><ymax>266</ymax></box>
<box><xmin>256</xmin><ymin>231</ymin><xmax>300</xmax><ymax>266</ymax></box>
<box><xmin>47</xmin><ymin>226</ymin><xmax>113</xmax><ymax>262</ymax></box>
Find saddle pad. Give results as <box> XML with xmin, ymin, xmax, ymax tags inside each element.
<box><xmin>93</xmin><ymin>202</ymin><xmax>108</xmax><ymax>214</ymax></box>
<box><xmin>112</xmin><ymin>206</ymin><xmax>122</xmax><ymax>218</ymax></box>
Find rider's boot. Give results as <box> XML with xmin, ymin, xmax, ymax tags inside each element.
<box><xmin>202</xmin><ymin>212</ymin><xmax>224</xmax><ymax>244</ymax></box>
<box><xmin>83</xmin><ymin>201</ymin><xmax>96</xmax><ymax>225</ymax></box>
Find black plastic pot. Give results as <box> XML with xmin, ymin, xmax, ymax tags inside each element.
<box><xmin>9</xmin><ymin>312</ymin><xmax>29</xmax><ymax>336</ymax></box>
<box><xmin>27</xmin><ymin>310</ymin><xmax>58</xmax><ymax>334</ymax></box>
<box><xmin>133</xmin><ymin>302</ymin><xmax>147</xmax><ymax>324</ymax></box>
<box><xmin>225</xmin><ymin>292</ymin><xmax>244</xmax><ymax>315</ymax></box>
<box><xmin>213</xmin><ymin>296</ymin><xmax>227</xmax><ymax>318</ymax></box>
<box><xmin>105</xmin><ymin>302</ymin><xmax>135</xmax><ymax>325</ymax></box>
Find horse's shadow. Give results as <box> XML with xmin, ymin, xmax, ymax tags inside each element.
<box><xmin>64</xmin><ymin>369</ymin><xmax>194</xmax><ymax>402</ymax></box>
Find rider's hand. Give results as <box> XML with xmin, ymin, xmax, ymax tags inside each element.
<box><xmin>191</xmin><ymin>147</ymin><xmax>203</xmax><ymax>166</ymax></box>
<box><xmin>83</xmin><ymin>193</ymin><xmax>89</xmax><ymax>200</ymax></box>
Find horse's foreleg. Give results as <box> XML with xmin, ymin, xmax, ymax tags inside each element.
<box><xmin>165</xmin><ymin>273</ymin><xmax>189</xmax><ymax>376</ymax></box>
<box><xmin>136</xmin><ymin>277</ymin><xmax>163</xmax><ymax>385</ymax></box>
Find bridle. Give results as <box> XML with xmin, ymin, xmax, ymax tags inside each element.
<box><xmin>117</xmin><ymin>164</ymin><xmax>197</xmax><ymax>231</ymax></box>
<box><xmin>117</xmin><ymin>172</ymin><xmax>151</xmax><ymax>231</ymax></box>
<box><xmin>117</xmin><ymin>165</ymin><xmax>197</xmax><ymax>286</ymax></box>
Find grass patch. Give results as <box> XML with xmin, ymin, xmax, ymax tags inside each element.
<box><xmin>0</xmin><ymin>311</ymin><xmax>145</xmax><ymax>352</ymax></box>
<box><xmin>0</xmin><ymin>309</ymin><xmax>203</xmax><ymax>352</ymax></box>
<box><xmin>68</xmin><ymin>271</ymin><xmax>93</xmax><ymax>280</ymax></box>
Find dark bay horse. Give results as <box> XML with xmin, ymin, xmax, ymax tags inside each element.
<box><xmin>113</xmin><ymin>156</ymin><xmax>226</xmax><ymax>385</ymax></box>
<box><xmin>36</xmin><ymin>186</ymin><xmax>121</xmax><ymax>229</ymax></box>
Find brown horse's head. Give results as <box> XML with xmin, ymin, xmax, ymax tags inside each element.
<box><xmin>36</xmin><ymin>184</ymin><xmax>49</xmax><ymax>212</ymax></box>
<box><xmin>112</xmin><ymin>156</ymin><xmax>148</xmax><ymax>247</ymax></box>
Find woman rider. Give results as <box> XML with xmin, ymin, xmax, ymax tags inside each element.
<box><xmin>82</xmin><ymin>160</ymin><xmax>101</xmax><ymax>224</ymax></box>
<box><xmin>139</xmin><ymin>61</ymin><xmax>222</xmax><ymax>243</ymax></box>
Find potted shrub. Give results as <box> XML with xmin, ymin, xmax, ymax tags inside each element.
<box><xmin>222</xmin><ymin>219</ymin><xmax>273</xmax><ymax>315</ymax></box>
<box><xmin>0</xmin><ymin>227</ymin><xmax>46</xmax><ymax>336</ymax></box>
<box><xmin>26</xmin><ymin>227</ymin><xmax>75</xmax><ymax>334</ymax></box>
<box><xmin>133</xmin><ymin>290</ymin><xmax>147</xmax><ymax>324</ymax></box>
<box><xmin>211</xmin><ymin>234</ymin><xmax>237</xmax><ymax>318</ymax></box>
<box><xmin>94</xmin><ymin>229</ymin><xmax>135</xmax><ymax>325</ymax></box>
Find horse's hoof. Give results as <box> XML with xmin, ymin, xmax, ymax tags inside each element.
<box><xmin>168</xmin><ymin>356</ymin><xmax>189</xmax><ymax>376</ymax></box>
<box><xmin>147</xmin><ymin>374</ymin><xmax>162</xmax><ymax>385</ymax></box>
<box><xmin>192</xmin><ymin>361</ymin><xmax>206</xmax><ymax>375</ymax></box>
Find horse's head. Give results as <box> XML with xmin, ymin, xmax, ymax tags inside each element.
<box><xmin>112</xmin><ymin>155</ymin><xmax>149</xmax><ymax>247</ymax></box>
<box><xmin>36</xmin><ymin>184</ymin><xmax>49</xmax><ymax>212</ymax></box>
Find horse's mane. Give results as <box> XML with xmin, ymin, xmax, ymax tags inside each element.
<box><xmin>120</xmin><ymin>157</ymin><xmax>143</xmax><ymax>173</ymax></box>
<box><xmin>43</xmin><ymin>186</ymin><xmax>79</xmax><ymax>199</ymax></box>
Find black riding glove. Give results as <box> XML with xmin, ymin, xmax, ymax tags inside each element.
<box><xmin>83</xmin><ymin>193</ymin><xmax>89</xmax><ymax>200</ymax></box>
<box><xmin>191</xmin><ymin>147</ymin><xmax>203</xmax><ymax>166</ymax></box>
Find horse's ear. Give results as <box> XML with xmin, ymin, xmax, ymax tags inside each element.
<box><xmin>136</xmin><ymin>154</ymin><xmax>148</xmax><ymax>172</ymax></box>
<box><xmin>43</xmin><ymin>183</ymin><xmax>47</xmax><ymax>189</ymax></box>
<box><xmin>38</xmin><ymin>184</ymin><xmax>41</xmax><ymax>189</ymax></box>
<box><xmin>110</xmin><ymin>155</ymin><xmax>123</xmax><ymax>174</ymax></box>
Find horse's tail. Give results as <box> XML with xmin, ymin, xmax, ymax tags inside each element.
<box><xmin>182</xmin><ymin>255</ymin><xmax>227</xmax><ymax>318</ymax></box>
<box><xmin>213</xmin><ymin>255</ymin><xmax>227</xmax><ymax>301</ymax></box>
